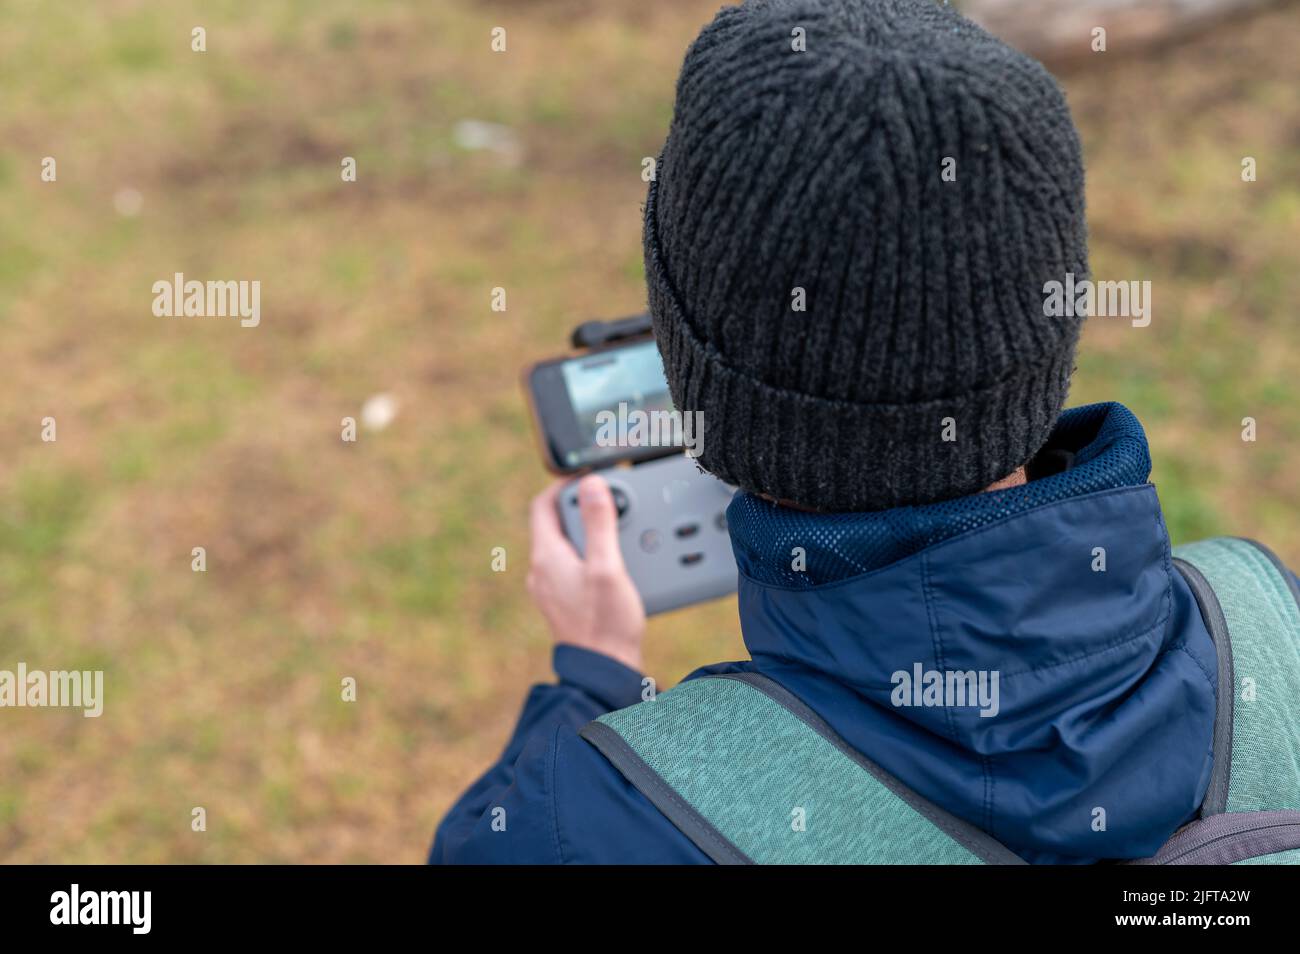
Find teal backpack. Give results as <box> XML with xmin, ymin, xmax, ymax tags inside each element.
<box><xmin>580</xmin><ymin>537</ymin><xmax>1300</xmax><ymax>865</ymax></box>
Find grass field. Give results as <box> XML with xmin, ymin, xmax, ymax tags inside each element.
<box><xmin>1</xmin><ymin>0</ymin><xmax>1297</xmax><ymax>862</ymax></box>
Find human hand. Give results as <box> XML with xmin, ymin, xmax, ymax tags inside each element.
<box><xmin>526</xmin><ymin>474</ymin><xmax>646</xmax><ymax>671</ymax></box>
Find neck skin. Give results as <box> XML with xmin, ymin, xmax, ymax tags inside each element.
<box><xmin>984</xmin><ymin>465</ymin><xmax>1028</xmax><ymax>492</ymax></box>
<box><xmin>767</xmin><ymin>465</ymin><xmax>1030</xmax><ymax>512</ymax></box>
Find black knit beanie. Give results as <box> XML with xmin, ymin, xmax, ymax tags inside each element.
<box><xmin>645</xmin><ymin>0</ymin><xmax>1089</xmax><ymax>511</ymax></box>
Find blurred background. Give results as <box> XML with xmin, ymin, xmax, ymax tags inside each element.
<box><xmin>0</xmin><ymin>0</ymin><xmax>1297</xmax><ymax>863</ymax></box>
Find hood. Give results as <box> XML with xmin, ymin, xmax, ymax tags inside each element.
<box><xmin>725</xmin><ymin>403</ymin><xmax>1218</xmax><ymax>863</ymax></box>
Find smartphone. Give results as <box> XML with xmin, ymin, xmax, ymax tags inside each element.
<box><xmin>525</xmin><ymin>336</ymin><xmax>682</xmax><ymax>474</ymax></box>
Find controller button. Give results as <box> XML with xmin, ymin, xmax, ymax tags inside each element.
<box><xmin>715</xmin><ymin>511</ymin><xmax>727</xmax><ymax>532</ymax></box>
<box><xmin>610</xmin><ymin>486</ymin><xmax>630</xmax><ymax>519</ymax></box>
<box><xmin>674</xmin><ymin>522</ymin><xmax>700</xmax><ymax>539</ymax></box>
<box><xmin>680</xmin><ymin>552</ymin><xmax>705</xmax><ymax>566</ymax></box>
<box><xmin>639</xmin><ymin>529</ymin><xmax>661</xmax><ymax>553</ymax></box>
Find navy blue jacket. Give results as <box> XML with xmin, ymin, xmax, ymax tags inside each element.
<box><xmin>431</xmin><ymin>404</ymin><xmax>1292</xmax><ymax>864</ymax></box>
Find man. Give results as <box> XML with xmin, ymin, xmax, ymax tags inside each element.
<box><xmin>431</xmin><ymin>0</ymin><xmax>1300</xmax><ymax>864</ymax></box>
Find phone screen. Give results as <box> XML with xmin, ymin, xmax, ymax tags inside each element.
<box><xmin>529</xmin><ymin>338</ymin><xmax>679</xmax><ymax>471</ymax></box>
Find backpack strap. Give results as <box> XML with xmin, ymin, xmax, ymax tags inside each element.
<box><xmin>1172</xmin><ymin>537</ymin><xmax>1300</xmax><ymax>816</ymax></box>
<box><xmin>579</xmin><ymin>671</ymin><xmax>1024</xmax><ymax>865</ymax></box>
<box><xmin>1127</xmin><ymin>537</ymin><xmax>1300</xmax><ymax>865</ymax></box>
<box><xmin>581</xmin><ymin>537</ymin><xmax>1299</xmax><ymax>865</ymax></box>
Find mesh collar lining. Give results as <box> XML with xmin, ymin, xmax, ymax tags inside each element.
<box><xmin>726</xmin><ymin>402</ymin><xmax>1153</xmax><ymax>587</ymax></box>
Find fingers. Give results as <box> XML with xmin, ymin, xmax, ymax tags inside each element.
<box><xmin>576</xmin><ymin>473</ymin><xmax>625</xmax><ymax>570</ymax></box>
<box><xmin>529</xmin><ymin>479</ymin><xmax>569</xmax><ymax>562</ymax></box>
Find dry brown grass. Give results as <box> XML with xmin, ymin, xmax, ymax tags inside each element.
<box><xmin>0</xmin><ymin>0</ymin><xmax>1296</xmax><ymax>862</ymax></box>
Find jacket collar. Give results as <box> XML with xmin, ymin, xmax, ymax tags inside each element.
<box><xmin>727</xmin><ymin>402</ymin><xmax>1152</xmax><ymax>588</ymax></box>
<box><xmin>724</xmin><ymin>404</ymin><xmax>1216</xmax><ymax>861</ymax></box>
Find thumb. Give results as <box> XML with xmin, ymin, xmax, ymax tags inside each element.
<box><xmin>577</xmin><ymin>474</ymin><xmax>625</xmax><ymax>569</ymax></box>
